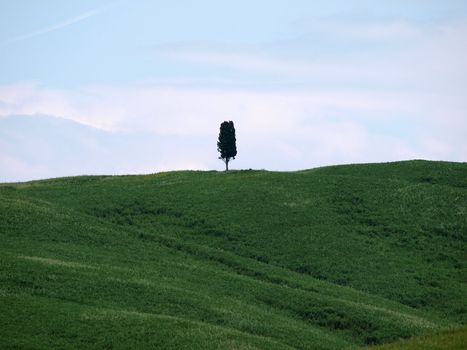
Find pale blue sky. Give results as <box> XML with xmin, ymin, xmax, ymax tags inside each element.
<box><xmin>1</xmin><ymin>1</ymin><xmax>466</xmax><ymax>181</ymax></box>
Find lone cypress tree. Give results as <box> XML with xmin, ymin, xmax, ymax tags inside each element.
<box><xmin>217</xmin><ymin>121</ymin><xmax>237</xmax><ymax>171</ymax></box>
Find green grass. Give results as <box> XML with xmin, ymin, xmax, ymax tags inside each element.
<box><xmin>365</xmin><ymin>326</ymin><xmax>467</xmax><ymax>349</ymax></box>
<box><xmin>1</xmin><ymin>160</ymin><xmax>466</xmax><ymax>349</ymax></box>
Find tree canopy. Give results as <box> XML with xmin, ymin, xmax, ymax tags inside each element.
<box><xmin>217</xmin><ymin>121</ymin><xmax>237</xmax><ymax>171</ymax></box>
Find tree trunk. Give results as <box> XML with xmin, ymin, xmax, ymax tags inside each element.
<box><xmin>225</xmin><ymin>159</ymin><xmax>229</xmax><ymax>171</ymax></box>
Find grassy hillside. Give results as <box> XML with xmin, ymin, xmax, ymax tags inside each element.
<box><xmin>366</xmin><ymin>326</ymin><xmax>467</xmax><ymax>350</ymax></box>
<box><xmin>1</xmin><ymin>160</ymin><xmax>466</xmax><ymax>349</ymax></box>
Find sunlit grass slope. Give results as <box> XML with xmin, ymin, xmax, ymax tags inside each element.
<box><xmin>1</xmin><ymin>160</ymin><xmax>466</xmax><ymax>349</ymax></box>
<box><xmin>365</xmin><ymin>326</ymin><xmax>467</xmax><ymax>350</ymax></box>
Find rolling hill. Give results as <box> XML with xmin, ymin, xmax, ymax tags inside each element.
<box><xmin>1</xmin><ymin>160</ymin><xmax>466</xmax><ymax>349</ymax></box>
<box><xmin>367</xmin><ymin>326</ymin><xmax>467</xmax><ymax>350</ymax></box>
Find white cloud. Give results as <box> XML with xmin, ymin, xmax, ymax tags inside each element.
<box><xmin>0</xmin><ymin>82</ymin><xmax>412</xmax><ymax>135</ymax></box>
<box><xmin>159</xmin><ymin>20</ymin><xmax>467</xmax><ymax>94</ymax></box>
<box><xmin>0</xmin><ymin>79</ymin><xmax>465</xmax><ymax>179</ymax></box>
<box><xmin>0</xmin><ymin>82</ymin><xmax>122</xmax><ymax>130</ymax></box>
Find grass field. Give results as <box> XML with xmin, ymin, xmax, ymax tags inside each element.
<box><xmin>366</xmin><ymin>326</ymin><xmax>467</xmax><ymax>349</ymax></box>
<box><xmin>1</xmin><ymin>160</ymin><xmax>466</xmax><ymax>349</ymax></box>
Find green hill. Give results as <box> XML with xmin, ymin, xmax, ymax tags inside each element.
<box><xmin>1</xmin><ymin>160</ymin><xmax>466</xmax><ymax>349</ymax></box>
<box><xmin>366</xmin><ymin>326</ymin><xmax>467</xmax><ymax>350</ymax></box>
